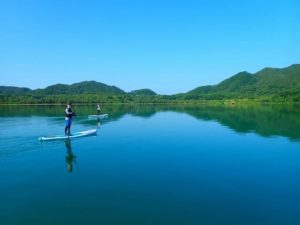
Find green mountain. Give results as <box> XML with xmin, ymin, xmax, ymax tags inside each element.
<box><xmin>34</xmin><ymin>81</ymin><xmax>125</xmax><ymax>95</ymax></box>
<box><xmin>129</xmin><ymin>89</ymin><xmax>157</xmax><ymax>96</ymax></box>
<box><xmin>1</xmin><ymin>64</ymin><xmax>300</xmax><ymax>103</ymax></box>
<box><xmin>0</xmin><ymin>86</ymin><xmax>32</xmax><ymax>95</ymax></box>
<box><xmin>186</xmin><ymin>64</ymin><xmax>300</xmax><ymax>99</ymax></box>
<box><xmin>34</xmin><ymin>84</ymin><xmax>70</xmax><ymax>95</ymax></box>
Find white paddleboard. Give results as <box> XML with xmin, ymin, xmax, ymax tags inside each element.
<box><xmin>88</xmin><ymin>114</ymin><xmax>108</xmax><ymax>119</ymax></box>
<box><xmin>39</xmin><ymin>129</ymin><xmax>97</xmax><ymax>141</ymax></box>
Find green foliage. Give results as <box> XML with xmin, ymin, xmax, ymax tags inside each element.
<box><xmin>128</xmin><ymin>89</ymin><xmax>157</xmax><ymax>96</ymax></box>
<box><xmin>186</xmin><ymin>64</ymin><xmax>300</xmax><ymax>101</ymax></box>
<box><xmin>1</xmin><ymin>64</ymin><xmax>300</xmax><ymax>104</ymax></box>
<box><xmin>0</xmin><ymin>86</ymin><xmax>31</xmax><ymax>95</ymax></box>
<box><xmin>33</xmin><ymin>81</ymin><xmax>125</xmax><ymax>95</ymax></box>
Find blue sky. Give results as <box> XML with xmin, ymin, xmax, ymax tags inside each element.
<box><xmin>0</xmin><ymin>0</ymin><xmax>299</xmax><ymax>94</ymax></box>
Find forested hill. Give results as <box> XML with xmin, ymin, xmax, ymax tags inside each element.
<box><xmin>0</xmin><ymin>81</ymin><xmax>159</xmax><ymax>96</ymax></box>
<box><xmin>0</xmin><ymin>81</ymin><xmax>158</xmax><ymax>103</ymax></box>
<box><xmin>186</xmin><ymin>64</ymin><xmax>300</xmax><ymax>100</ymax></box>
<box><xmin>1</xmin><ymin>64</ymin><xmax>300</xmax><ymax>103</ymax></box>
<box><xmin>0</xmin><ymin>86</ymin><xmax>31</xmax><ymax>95</ymax></box>
<box><xmin>0</xmin><ymin>81</ymin><xmax>126</xmax><ymax>95</ymax></box>
<box><xmin>129</xmin><ymin>89</ymin><xmax>157</xmax><ymax>96</ymax></box>
<box><xmin>34</xmin><ymin>81</ymin><xmax>126</xmax><ymax>95</ymax></box>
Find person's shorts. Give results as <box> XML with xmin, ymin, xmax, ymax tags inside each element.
<box><xmin>65</xmin><ymin>118</ymin><xmax>72</xmax><ymax>126</ymax></box>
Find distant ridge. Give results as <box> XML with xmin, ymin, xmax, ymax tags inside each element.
<box><xmin>0</xmin><ymin>86</ymin><xmax>32</xmax><ymax>95</ymax></box>
<box><xmin>187</xmin><ymin>64</ymin><xmax>300</xmax><ymax>99</ymax></box>
<box><xmin>0</xmin><ymin>81</ymin><xmax>157</xmax><ymax>96</ymax></box>
<box><xmin>1</xmin><ymin>64</ymin><xmax>300</xmax><ymax>103</ymax></box>
<box><xmin>129</xmin><ymin>89</ymin><xmax>157</xmax><ymax>96</ymax></box>
<box><xmin>34</xmin><ymin>81</ymin><xmax>126</xmax><ymax>95</ymax></box>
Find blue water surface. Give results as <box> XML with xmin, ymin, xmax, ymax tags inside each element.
<box><xmin>0</xmin><ymin>105</ymin><xmax>300</xmax><ymax>225</ymax></box>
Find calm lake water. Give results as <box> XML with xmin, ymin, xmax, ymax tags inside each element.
<box><xmin>0</xmin><ymin>104</ymin><xmax>300</xmax><ymax>225</ymax></box>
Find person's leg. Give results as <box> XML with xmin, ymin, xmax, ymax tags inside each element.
<box><xmin>65</xmin><ymin>119</ymin><xmax>71</xmax><ymax>135</ymax></box>
<box><xmin>68</xmin><ymin>119</ymin><xmax>72</xmax><ymax>135</ymax></box>
<box><xmin>65</xmin><ymin>119</ymin><xmax>68</xmax><ymax>135</ymax></box>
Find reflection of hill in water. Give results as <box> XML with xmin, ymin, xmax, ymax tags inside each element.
<box><xmin>182</xmin><ymin>105</ymin><xmax>300</xmax><ymax>141</ymax></box>
<box><xmin>1</xmin><ymin>104</ymin><xmax>300</xmax><ymax>141</ymax></box>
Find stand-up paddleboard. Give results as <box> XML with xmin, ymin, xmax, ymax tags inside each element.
<box><xmin>88</xmin><ymin>114</ymin><xmax>108</xmax><ymax>119</ymax></box>
<box><xmin>39</xmin><ymin>129</ymin><xmax>97</xmax><ymax>141</ymax></box>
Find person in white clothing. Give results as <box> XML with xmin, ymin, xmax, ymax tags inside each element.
<box><xmin>97</xmin><ymin>104</ymin><xmax>101</xmax><ymax>115</ymax></box>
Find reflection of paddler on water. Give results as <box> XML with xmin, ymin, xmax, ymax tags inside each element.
<box><xmin>65</xmin><ymin>139</ymin><xmax>77</xmax><ymax>173</ymax></box>
<box><xmin>97</xmin><ymin>118</ymin><xmax>101</xmax><ymax>128</ymax></box>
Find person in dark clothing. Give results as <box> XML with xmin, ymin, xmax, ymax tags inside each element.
<box><xmin>65</xmin><ymin>101</ymin><xmax>75</xmax><ymax>135</ymax></box>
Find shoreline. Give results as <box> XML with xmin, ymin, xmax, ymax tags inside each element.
<box><xmin>0</xmin><ymin>101</ymin><xmax>300</xmax><ymax>106</ymax></box>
